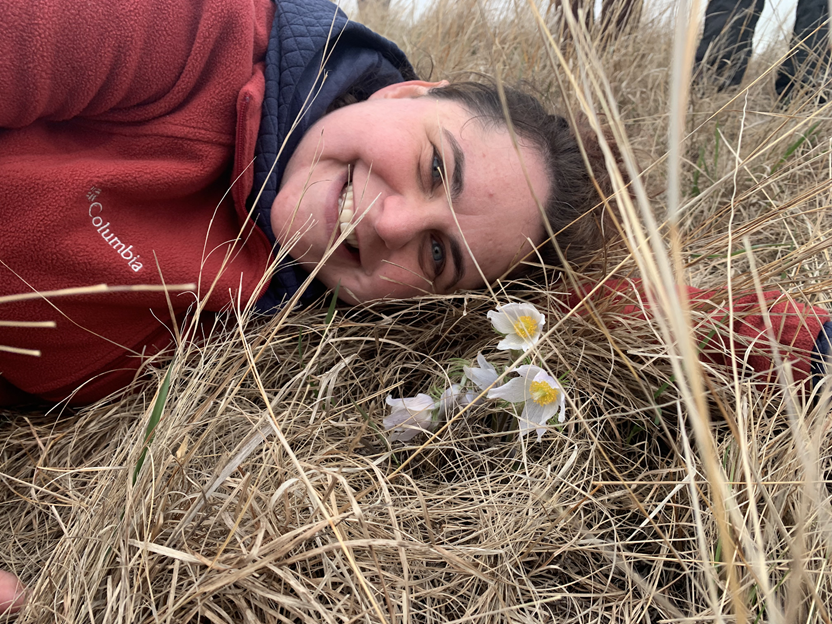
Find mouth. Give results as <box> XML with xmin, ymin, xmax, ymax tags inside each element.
<box><xmin>337</xmin><ymin>179</ymin><xmax>360</xmax><ymax>253</ymax></box>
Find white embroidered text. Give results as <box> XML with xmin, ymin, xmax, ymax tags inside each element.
<box><xmin>88</xmin><ymin>200</ymin><xmax>143</xmax><ymax>273</ymax></box>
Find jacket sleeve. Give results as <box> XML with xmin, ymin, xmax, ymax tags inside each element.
<box><xmin>0</xmin><ymin>0</ymin><xmax>253</xmax><ymax>127</ymax></box>
<box><xmin>690</xmin><ymin>287</ymin><xmax>830</xmax><ymax>386</ymax></box>
<box><xmin>563</xmin><ymin>279</ymin><xmax>831</xmax><ymax>386</ymax></box>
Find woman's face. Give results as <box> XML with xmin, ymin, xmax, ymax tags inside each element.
<box><xmin>270</xmin><ymin>81</ymin><xmax>550</xmax><ymax>304</ymax></box>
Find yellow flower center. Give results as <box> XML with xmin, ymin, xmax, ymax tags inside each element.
<box><xmin>512</xmin><ymin>315</ymin><xmax>538</xmax><ymax>340</ymax></box>
<box><xmin>530</xmin><ymin>380</ymin><xmax>559</xmax><ymax>406</ymax></box>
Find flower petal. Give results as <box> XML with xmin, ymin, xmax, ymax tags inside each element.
<box><xmin>523</xmin><ymin>398</ymin><xmax>555</xmax><ymax>442</ymax></box>
<box><xmin>487</xmin><ymin>377</ymin><xmax>528</xmax><ymax>403</ymax></box>
<box><xmin>386</xmin><ymin>393</ymin><xmax>435</xmax><ymax>412</ymax></box>
<box><xmin>517</xmin><ymin>403</ymin><xmax>536</xmax><ymax>439</ymax></box>
<box><xmin>495</xmin><ymin>334</ymin><xmax>527</xmax><ymax>351</ymax></box>
<box><xmin>463</xmin><ymin>353</ymin><xmax>500</xmax><ymax>391</ymax></box>
<box><xmin>515</xmin><ymin>365</ymin><xmax>544</xmax><ymax>380</ymax></box>
<box><xmin>384</xmin><ymin>393</ymin><xmax>436</xmax><ymax>442</ymax></box>
<box><xmin>387</xmin><ymin>424</ymin><xmax>426</xmax><ymax>443</ymax></box>
<box><xmin>487</xmin><ymin>309</ymin><xmax>517</xmax><ymax>335</ymax></box>
<box><xmin>532</xmin><ymin>369</ymin><xmax>558</xmax><ymax>387</ymax></box>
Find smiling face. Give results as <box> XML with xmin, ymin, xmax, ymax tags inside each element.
<box><xmin>270</xmin><ymin>81</ymin><xmax>550</xmax><ymax>304</ymax></box>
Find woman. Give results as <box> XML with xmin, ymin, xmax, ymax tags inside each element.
<box><xmin>0</xmin><ymin>0</ymin><xmax>610</xmax><ymax>406</ymax></box>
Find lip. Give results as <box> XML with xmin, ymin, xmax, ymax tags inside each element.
<box><xmin>325</xmin><ymin>168</ymin><xmax>349</xmax><ymax>242</ymax></box>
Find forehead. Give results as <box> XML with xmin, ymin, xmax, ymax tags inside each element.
<box><xmin>431</xmin><ymin>101</ymin><xmax>549</xmax><ymax>288</ymax></box>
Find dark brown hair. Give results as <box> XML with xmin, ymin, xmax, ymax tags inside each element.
<box><xmin>428</xmin><ymin>81</ymin><xmax>618</xmax><ymax>272</ymax></box>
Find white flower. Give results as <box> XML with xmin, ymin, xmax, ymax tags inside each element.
<box><xmin>384</xmin><ymin>394</ymin><xmax>437</xmax><ymax>442</ymax></box>
<box><xmin>463</xmin><ymin>353</ymin><xmax>500</xmax><ymax>391</ymax></box>
<box><xmin>437</xmin><ymin>384</ymin><xmax>474</xmax><ymax>419</ymax></box>
<box><xmin>487</xmin><ymin>365</ymin><xmax>565</xmax><ymax>442</ymax></box>
<box><xmin>487</xmin><ymin>303</ymin><xmax>545</xmax><ymax>351</ymax></box>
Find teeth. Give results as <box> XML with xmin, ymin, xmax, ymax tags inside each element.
<box><xmin>339</xmin><ymin>221</ymin><xmax>359</xmax><ymax>248</ymax></box>
<box><xmin>337</xmin><ymin>183</ymin><xmax>359</xmax><ymax>249</ymax></box>
<box><xmin>338</xmin><ymin>183</ymin><xmax>354</xmax><ymax>216</ymax></box>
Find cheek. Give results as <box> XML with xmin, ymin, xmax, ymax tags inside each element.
<box><xmin>465</xmin><ymin>227</ymin><xmax>532</xmax><ymax>282</ymax></box>
<box><xmin>280</xmin><ymin>131</ymin><xmax>319</xmax><ymax>188</ymax></box>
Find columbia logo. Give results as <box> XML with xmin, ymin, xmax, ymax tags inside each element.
<box><xmin>87</xmin><ymin>192</ymin><xmax>144</xmax><ymax>273</ymax></box>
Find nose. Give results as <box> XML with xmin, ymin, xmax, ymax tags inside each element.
<box><xmin>373</xmin><ymin>194</ymin><xmax>444</xmax><ymax>251</ymax></box>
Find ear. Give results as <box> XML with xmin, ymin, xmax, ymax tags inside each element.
<box><xmin>368</xmin><ymin>79</ymin><xmax>450</xmax><ymax>100</ymax></box>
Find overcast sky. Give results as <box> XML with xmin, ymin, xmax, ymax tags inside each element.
<box><xmin>345</xmin><ymin>0</ymin><xmax>803</xmax><ymax>54</ymax></box>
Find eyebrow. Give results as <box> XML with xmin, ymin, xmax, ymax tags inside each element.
<box><xmin>441</xmin><ymin>128</ymin><xmax>466</xmax><ymax>290</ymax></box>
<box><xmin>442</xmin><ymin>128</ymin><xmax>465</xmax><ymax>202</ymax></box>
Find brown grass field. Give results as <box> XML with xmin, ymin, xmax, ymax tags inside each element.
<box><xmin>2</xmin><ymin>0</ymin><xmax>832</xmax><ymax>621</ymax></box>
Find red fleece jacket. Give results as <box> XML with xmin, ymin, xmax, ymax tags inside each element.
<box><xmin>0</xmin><ymin>0</ymin><xmax>275</xmax><ymax>404</ymax></box>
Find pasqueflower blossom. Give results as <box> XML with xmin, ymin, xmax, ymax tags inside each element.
<box><xmin>384</xmin><ymin>394</ymin><xmax>436</xmax><ymax>442</ymax></box>
<box><xmin>385</xmin><ymin>385</ymin><xmax>475</xmax><ymax>442</ymax></box>
<box><xmin>487</xmin><ymin>303</ymin><xmax>545</xmax><ymax>351</ymax></box>
<box><xmin>487</xmin><ymin>365</ymin><xmax>565</xmax><ymax>441</ymax></box>
<box><xmin>463</xmin><ymin>353</ymin><xmax>500</xmax><ymax>391</ymax></box>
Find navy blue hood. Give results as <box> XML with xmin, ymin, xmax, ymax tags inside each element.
<box><xmin>251</xmin><ymin>0</ymin><xmax>416</xmax><ymax>311</ymax></box>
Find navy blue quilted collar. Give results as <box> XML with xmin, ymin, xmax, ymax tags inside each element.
<box><xmin>251</xmin><ymin>0</ymin><xmax>415</xmax><ymax>312</ymax></box>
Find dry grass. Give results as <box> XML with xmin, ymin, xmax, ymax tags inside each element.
<box><xmin>3</xmin><ymin>0</ymin><xmax>832</xmax><ymax>621</ymax></box>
